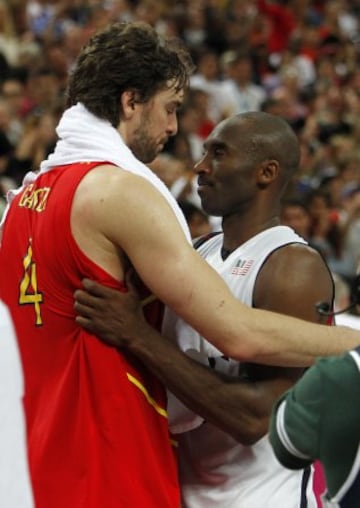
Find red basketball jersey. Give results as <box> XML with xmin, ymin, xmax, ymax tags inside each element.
<box><xmin>0</xmin><ymin>162</ymin><xmax>180</xmax><ymax>508</ymax></box>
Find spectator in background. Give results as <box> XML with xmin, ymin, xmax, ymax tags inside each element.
<box><xmin>280</xmin><ymin>197</ymin><xmax>312</xmax><ymax>241</ymax></box>
<box><xmin>187</xmin><ymin>88</ymin><xmax>215</xmax><ymax>140</ymax></box>
<box><xmin>223</xmin><ymin>0</ymin><xmax>257</xmax><ymax>50</ymax></box>
<box><xmin>177</xmin><ymin>199</ymin><xmax>212</xmax><ymax>239</ymax></box>
<box><xmin>0</xmin><ymin>70</ymin><xmax>27</xmax><ymax>145</ymax></box>
<box><xmin>148</xmin><ymin>152</ymin><xmax>187</xmax><ymax>191</ymax></box>
<box><xmin>189</xmin><ymin>47</ymin><xmax>230</xmax><ymax>124</ymax></box>
<box><xmin>341</xmin><ymin>186</ymin><xmax>360</xmax><ymax>277</ymax></box>
<box><xmin>305</xmin><ymin>188</ymin><xmax>355</xmax><ymax>281</ymax></box>
<box><xmin>221</xmin><ymin>50</ymin><xmax>267</xmax><ymax>115</ymax></box>
<box><xmin>256</xmin><ymin>0</ymin><xmax>296</xmax><ymax>58</ymax></box>
<box><xmin>0</xmin><ymin>130</ymin><xmax>13</xmax><ymax>184</ymax></box>
<box><xmin>0</xmin><ymin>0</ymin><xmax>22</xmax><ymax>66</ymax></box>
<box><xmin>26</xmin><ymin>67</ymin><xmax>64</xmax><ymax>117</ymax></box>
<box><xmin>0</xmin><ymin>98</ymin><xmax>15</xmax><ymax>156</ymax></box>
<box><xmin>5</xmin><ymin>109</ymin><xmax>59</xmax><ymax>186</ymax></box>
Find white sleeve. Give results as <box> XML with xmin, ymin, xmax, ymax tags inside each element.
<box><xmin>0</xmin><ymin>301</ymin><xmax>34</xmax><ymax>508</ymax></box>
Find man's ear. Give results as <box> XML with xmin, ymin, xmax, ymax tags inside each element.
<box><xmin>257</xmin><ymin>159</ymin><xmax>279</xmax><ymax>187</ymax></box>
<box><xmin>121</xmin><ymin>90</ymin><xmax>137</xmax><ymax>119</ymax></box>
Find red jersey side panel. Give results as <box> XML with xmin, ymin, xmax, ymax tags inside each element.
<box><xmin>0</xmin><ymin>162</ymin><xmax>179</xmax><ymax>508</ymax></box>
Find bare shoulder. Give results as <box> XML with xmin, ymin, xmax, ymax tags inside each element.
<box><xmin>259</xmin><ymin>242</ymin><xmax>333</xmax><ymax>288</ymax></box>
<box><xmin>255</xmin><ymin>242</ymin><xmax>334</xmax><ymax>321</ymax></box>
<box><xmin>264</xmin><ymin>242</ymin><xmax>329</xmax><ymax>274</ymax></box>
<box><xmin>70</xmin><ymin>163</ymin><xmax>188</xmax><ymax>280</ymax></box>
<box><xmin>75</xmin><ymin>163</ymin><xmax>158</xmax><ymax>204</ymax></box>
<box><xmin>72</xmin><ymin>161</ymin><xmax>190</xmax><ymax>263</ymax></box>
<box><xmin>73</xmin><ymin>163</ymin><xmax>174</xmax><ymax>229</ymax></box>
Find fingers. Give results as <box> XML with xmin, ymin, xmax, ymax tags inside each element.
<box><xmin>75</xmin><ymin>315</ymin><xmax>95</xmax><ymax>331</ymax></box>
<box><xmin>81</xmin><ymin>278</ymin><xmax>117</xmax><ymax>298</ymax></box>
<box><xmin>74</xmin><ymin>288</ymin><xmax>99</xmax><ymax>309</ymax></box>
<box><xmin>73</xmin><ymin>299</ymin><xmax>95</xmax><ymax>319</ymax></box>
<box><xmin>74</xmin><ymin>301</ymin><xmax>105</xmax><ymax>336</ymax></box>
<box><xmin>75</xmin><ymin>315</ymin><xmax>114</xmax><ymax>345</ymax></box>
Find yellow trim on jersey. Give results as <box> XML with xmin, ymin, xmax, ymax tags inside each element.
<box><xmin>141</xmin><ymin>294</ymin><xmax>157</xmax><ymax>307</ymax></box>
<box><xmin>126</xmin><ymin>372</ymin><xmax>168</xmax><ymax>418</ymax></box>
<box><xmin>170</xmin><ymin>438</ymin><xmax>178</xmax><ymax>448</ymax></box>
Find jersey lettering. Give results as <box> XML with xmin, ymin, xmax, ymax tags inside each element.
<box><xmin>18</xmin><ymin>184</ymin><xmax>51</xmax><ymax>212</ymax></box>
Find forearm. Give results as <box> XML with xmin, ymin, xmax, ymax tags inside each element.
<box><xmin>127</xmin><ymin>321</ymin><xmax>290</xmax><ymax>444</ymax></box>
<box><xmin>150</xmin><ymin>254</ymin><xmax>360</xmax><ymax>366</ymax></box>
<box><xmin>213</xmin><ymin>305</ymin><xmax>360</xmax><ymax>367</ymax></box>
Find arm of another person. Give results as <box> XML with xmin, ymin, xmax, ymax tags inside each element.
<box><xmin>0</xmin><ymin>302</ymin><xmax>34</xmax><ymax>507</ymax></box>
<box><xmin>74</xmin><ymin>244</ymin><xmax>334</xmax><ymax>443</ymax></box>
<box><xmin>81</xmin><ymin>167</ymin><xmax>360</xmax><ymax>365</ymax></box>
<box><xmin>270</xmin><ymin>347</ymin><xmax>360</xmax><ymax>500</ymax></box>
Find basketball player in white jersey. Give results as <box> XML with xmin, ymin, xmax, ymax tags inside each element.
<box><xmin>0</xmin><ymin>300</ymin><xmax>34</xmax><ymax>507</ymax></box>
<box><xmin>74</xmin><ymin>112</ymin><xmax>335</xmax><ymax>506</ymax></box>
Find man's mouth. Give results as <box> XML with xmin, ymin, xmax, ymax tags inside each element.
<box><xmin>197</xmin><ymin>178</ymin><xmax>212</xmax><ymax>190</ymax></box>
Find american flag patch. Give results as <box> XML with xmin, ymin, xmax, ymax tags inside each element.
<box><xmin>231</xmin><ymin>259</ymin><xmax>254</xmax><ymax>276</ymax></box>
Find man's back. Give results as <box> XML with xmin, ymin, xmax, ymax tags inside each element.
<box><xmin>0</xmin><ymin>162</ymin><xmax>179</xmax><ymax>508</ymax></box>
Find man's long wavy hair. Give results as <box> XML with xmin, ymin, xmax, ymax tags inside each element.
<box><xmin>66</xmin><ymin>21</ymin><xmax>194</xmax><ymax>127</ymax></box>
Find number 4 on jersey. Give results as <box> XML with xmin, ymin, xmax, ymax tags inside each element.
<box><xmin>19</xmin><ymin>242</ymin><xmax>43</xmax><ymax>326</ymax></box>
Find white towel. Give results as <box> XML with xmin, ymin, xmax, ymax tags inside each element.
<box><xmin>1</xmin><ymin>103</ymin><xmax>191</xmax><ymax>241</ymax></box>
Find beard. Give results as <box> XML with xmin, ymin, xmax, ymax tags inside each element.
<box><xmin>128</xmin><ymin>118</ymin><xmax>164</xmax><ymax>164</ymax></box>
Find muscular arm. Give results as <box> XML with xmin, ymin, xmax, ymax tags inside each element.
<box><xmin>74</xmin><ymin>276</ymin><xmax>290</xmax><ymax>444</ymax></box>
<box><xmin>74</xmin><ymin>244</ymin><xmax>334</xmax><ymax>443</ymax></box>
<box><xmin>74</xmin><ymin>166</ymin><xmax>360</xmax><ymax>366</ymax></box>
<box><xmin>244</xmin><ymin>243</ymin><xmax>333</xmax><ymax>382</ymax></box>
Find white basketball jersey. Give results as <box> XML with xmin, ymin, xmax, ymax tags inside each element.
<box><xmin>162</xmin><ymin>226</ymin><xmax>317</xmax><ymax>508</ymax></box>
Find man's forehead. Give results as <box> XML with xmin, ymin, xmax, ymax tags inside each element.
<box><xmin>206</xmin><ymin>120</ymin><xmax>242</xmax><ymax>148</ymax></box>
<box><xmin>157</xmin><ymin>83</ymin><xmax>185</xmax><ymax>103</ymax></box>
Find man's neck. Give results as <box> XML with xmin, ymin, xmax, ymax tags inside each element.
<box><xmin>221</xmin><ymin>216</ymin><xmax>280</xmax><ymax>258</ymax></box>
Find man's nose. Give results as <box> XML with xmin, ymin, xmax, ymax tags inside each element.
<box><xmin>193</xmin><ymin>155</ymin><xmax>211</xmax><ymax>174</ymax></box>
<box><xmin>167</xmin><ymin>114</ymin><xmax>178</xmax><ymax>136</ymax></box>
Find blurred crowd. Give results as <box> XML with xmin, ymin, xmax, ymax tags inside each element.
<box><xmin>1</xmin><ymin>0</ymin><xmax>360</xmax><ymax>289</ymax></box>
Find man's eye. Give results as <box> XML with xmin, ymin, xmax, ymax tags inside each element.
<box><xmin>214</xmin><ymin>148</ymin><xmax>225</xmax><ymax>157</ymax></box>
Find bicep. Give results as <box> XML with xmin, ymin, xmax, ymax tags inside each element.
<box><xmin>102</xmin><ymin>174</ymin><xmax>244</xmax><ymax>349</ymax></box>
<box><xmin>254</xmin><ymin>244</ymin><xmax>334</xmax><ymax>323</ymax></box>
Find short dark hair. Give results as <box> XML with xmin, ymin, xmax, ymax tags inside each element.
<box><xmin>66</xmin><ymin>21</ymin><xmax>194</xmax><ymax>127</ymax></box>
<box><xmin>235</xmin><ymin>112</ymin><xmax>300</xmax><ymax>177</ymax></box>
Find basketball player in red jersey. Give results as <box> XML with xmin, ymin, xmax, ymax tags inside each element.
<box><xmin>1</xmin><ymin>21</ymin><xmax>360</xmax><ymax>508</ymax></box>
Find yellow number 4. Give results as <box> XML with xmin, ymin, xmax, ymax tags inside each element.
<box><xmin>19</xmin><ymin>243</ymin><xmax>43</xmax><ymax>326</ymax></box>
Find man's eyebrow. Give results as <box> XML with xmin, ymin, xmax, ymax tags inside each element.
<box><xmin>204</xmin><ymin>139</ymin><xmax>227</xmax><ymax>151</ymax></box>
<box><xmin>167</xmin><ymin>100</ymin><xmax>183</xmax><ymax>112</ymax></box>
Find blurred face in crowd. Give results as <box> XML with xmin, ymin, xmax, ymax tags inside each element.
<box><xmin>198</xmin><ymin>53</ymin><xmax>219</xmax><ymax>81</ymax></box>
<box><xmin>280</xmin><ymin>203</ymin><xmax>311</xmax><ymax>238</ymax></box>
<box><xmin>1</xmin><ymin>79</ymin><xmax>24</xmax><ymax>116</ymax></box>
